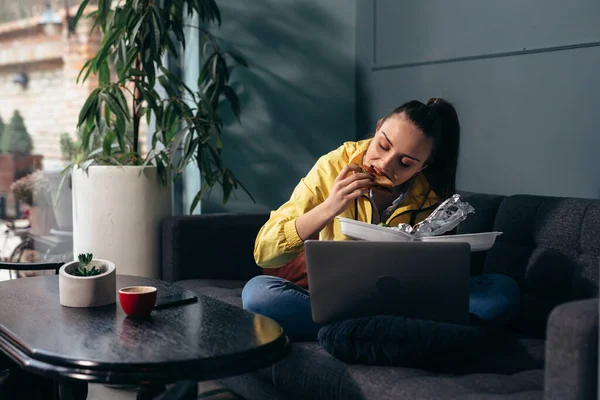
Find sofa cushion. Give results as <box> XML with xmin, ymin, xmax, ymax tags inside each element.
<box><xmin>221</xmin><ymin>373</ymin><xmax>290</xmax><ymax>400</ymax></box>
<box><xmin>175</xmin><ymin>279</ymin><xmax>246</xmax><ymax>308</ymax></box>
<box><xmin>269</xmin><ymin>342</ymin><xmax>544</xmax><ymax>400</ymax></box>
<box><xmin>483</xmin><ymin>195</ymin><xmax>600</xmax><ymax>338</ymax></box>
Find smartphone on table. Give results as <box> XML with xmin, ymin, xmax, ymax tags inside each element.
<box><xmin>154</xmin><ymin>292</ymin><xmax>198</xmax><ymax>309</ymax></box>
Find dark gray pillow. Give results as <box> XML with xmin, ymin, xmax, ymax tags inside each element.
<box><xmin>318</xmin><ymin>315</ymin><xmax>506</xmax><ymax>371</ymax></box>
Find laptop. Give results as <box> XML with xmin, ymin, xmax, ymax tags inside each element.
<box><xmin>304</xmin><ymin>240</ymin><xmax>471</xmax><ymax>325</ymax></box>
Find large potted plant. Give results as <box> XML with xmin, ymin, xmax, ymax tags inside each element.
<box><xmin>63</xmin><ymin>0</ymin><xmax>250</xmax><ymax>278</ymax></box>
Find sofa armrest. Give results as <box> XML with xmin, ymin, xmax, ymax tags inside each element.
<box><xmin>544</xmin><ymin>299</ymin><xmax>598</xmax><ymax>400</ymax></box>
<box><xmin>161</xmin><ymin>212</ymin><xmax>269</xmax><ymax>282</ymax></box>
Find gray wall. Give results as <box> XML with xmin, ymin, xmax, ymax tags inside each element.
<box><xmin>357</xmin><ymin>0</ymin><xmax>600</xmax><ymax>199</ymax></box>
<box><xmin>182</xmin><ymin>0</ymin><xmax>357</xmax><ymax>214</ymax></box>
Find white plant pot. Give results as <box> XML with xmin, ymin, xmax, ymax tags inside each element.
<box><xmin>59</xmin><ymin>259</ymin><xmax>116</xmax><ymax>307</ymax></box>
<box><xmin>72</xmin><ymin>166</ymin><xmax>171</xmax><ymax>278</ymax></box>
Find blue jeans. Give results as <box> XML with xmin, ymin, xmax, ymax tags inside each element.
<box><xmin>242</xmin><ymin>274</ymin><xmax>520</xmax><ymax>340</ymax></box>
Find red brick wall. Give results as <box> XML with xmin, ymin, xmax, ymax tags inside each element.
<box><xmin>0</xmin><ymin>7</ymin><xmax>147</xmax><ymax>170</ymax></box>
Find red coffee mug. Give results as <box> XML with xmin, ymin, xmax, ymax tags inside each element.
<box><xmin>118</xmin><ymin>286</ymin><xmax>157</xmax><ymax>318</ymax></box>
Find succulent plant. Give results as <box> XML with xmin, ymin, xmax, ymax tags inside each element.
<box><xmin>70</xmin><ymin>253</ymin><xmax>102</xmax><ymax>277</ymax></box>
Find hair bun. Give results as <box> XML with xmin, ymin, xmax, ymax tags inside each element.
<box><xmin>427</xmin><ymin>97</ymin><xmax>443</xmax><ymax>106</ymax></box>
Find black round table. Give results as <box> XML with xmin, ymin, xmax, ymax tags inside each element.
<box><xmin>0</xmin><ymin>275</ymin><xmax>290</xmax><ymax>399</ymax></box>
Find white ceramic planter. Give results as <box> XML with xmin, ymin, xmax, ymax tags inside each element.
<box><xmin>71</xmin><ymin>166</ymin><xmax>172</xmax><ymax>278</ymax></box>
<box><xmin>59</xmin><ymin>259</ymin><xmax>116</xmax><ymax>307</ymax></box>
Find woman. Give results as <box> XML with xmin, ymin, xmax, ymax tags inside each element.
<box><xmin>243</xmin><ymin>98</ymin><xmax>519</xmax><ymax>340</ymax></box>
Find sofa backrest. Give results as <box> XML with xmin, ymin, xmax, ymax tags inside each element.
<box><xmin>161</xmin><ymin>212</ymin><xmax>269</xmax><ymax>282</ymax></box>
<box><xmin>483</xmin><ymin>195</ymin><xmax>600</xmax><ymax>338</ymax></box>
<box><xmin>457</xmin><ymin>192</ymin><xmax>506</xmax><ymax>276</ymax></box>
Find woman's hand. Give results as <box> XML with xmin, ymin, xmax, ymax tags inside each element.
<box><xmin>323</xmin><ymin>164</ymin><xmax>373</xmax><ymax>217</ymax></box>
<box><xmin>294</xmin><ymin>164</ymin><xmax>373</xmax><ymax>242</ymax></box>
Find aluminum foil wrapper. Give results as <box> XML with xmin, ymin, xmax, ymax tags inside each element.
<box><xmin>410</xmin><ymin>194</ymin><xmax>475</xmax><ymax>238</ymax></box>
<box><xmin>394</xmin><ymin>223</ymin><xmax>415</xmax><ymax>235</ymax></box>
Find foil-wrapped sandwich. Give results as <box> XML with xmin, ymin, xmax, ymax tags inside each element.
<box><xmin>394</xmin><ymin>194</ymin><xmax>475</xmax><ymax>238</ymax></box>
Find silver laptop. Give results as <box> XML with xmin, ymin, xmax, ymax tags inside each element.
<box><xmin>305</xmin><ymin>240</ymin><xmax>471</xmax><ymax>325</ymax></box>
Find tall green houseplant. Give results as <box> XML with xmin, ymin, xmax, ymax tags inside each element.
<box><xmin>72</xmin><ymin>0</ymin><xmax>251</xmax><ymax>211</ymax></box>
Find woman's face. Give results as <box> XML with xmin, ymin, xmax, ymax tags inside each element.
<box><xmin>364</xmin><ymin>113</ymin><xmax>433</xmax><ymax>187</ymax></box>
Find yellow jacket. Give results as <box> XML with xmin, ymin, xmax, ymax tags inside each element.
<box><xmin>254</xmin><ymin>139</ymin><xmax>439</xmax><ymax>268</ymax></box>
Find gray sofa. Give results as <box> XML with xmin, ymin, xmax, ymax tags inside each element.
<box><xmin>161</xmin><ymin>192</ymin><xmax>599</xmax><ymax>400</ymax></box>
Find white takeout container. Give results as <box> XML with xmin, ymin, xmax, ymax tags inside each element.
<box><xmin>418</xmin><ymin>232</ymin><xmax>503</xmax><ymax>252</ymax></box>
<box><xmin>337</xmin><ymin>217</ymin><xmax>502</xmax><ymax>252</ymax></box>
<box><xmin>338</xmin><ymin>217</ymin><xmax>416</xmax><ymax>242</ymax></box>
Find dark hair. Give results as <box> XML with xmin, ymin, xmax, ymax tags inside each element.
<box><xmin>383</xmin><ymin>98</ymin><xmax>460</xmax><ymax>200</ymax></box>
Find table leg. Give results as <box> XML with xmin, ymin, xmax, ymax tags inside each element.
<box><xmin>58</xmin><ymin>379</ymin><xmax>88</xmax><ymax>400</ymax></box>
<box><xmin>0</xmin><ymin>365</ymin><xmax>54</xmax><ymax>399</ymax></box>
<box><xmin>137</xmin><ymin>384</ymin><xmax>167</xmax><ymax>400</ymax></box>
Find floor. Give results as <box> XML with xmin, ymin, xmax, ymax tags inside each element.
<box><xmin>88</xmin><ymin>381</ymin><xmax>244</xmax><ymax>399</ymax></box>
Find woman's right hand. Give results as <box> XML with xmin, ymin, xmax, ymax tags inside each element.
<box><xmin>323</xmin><ymin>164</ymin><xmax>374</xmax><ymax>217</ymax></box>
